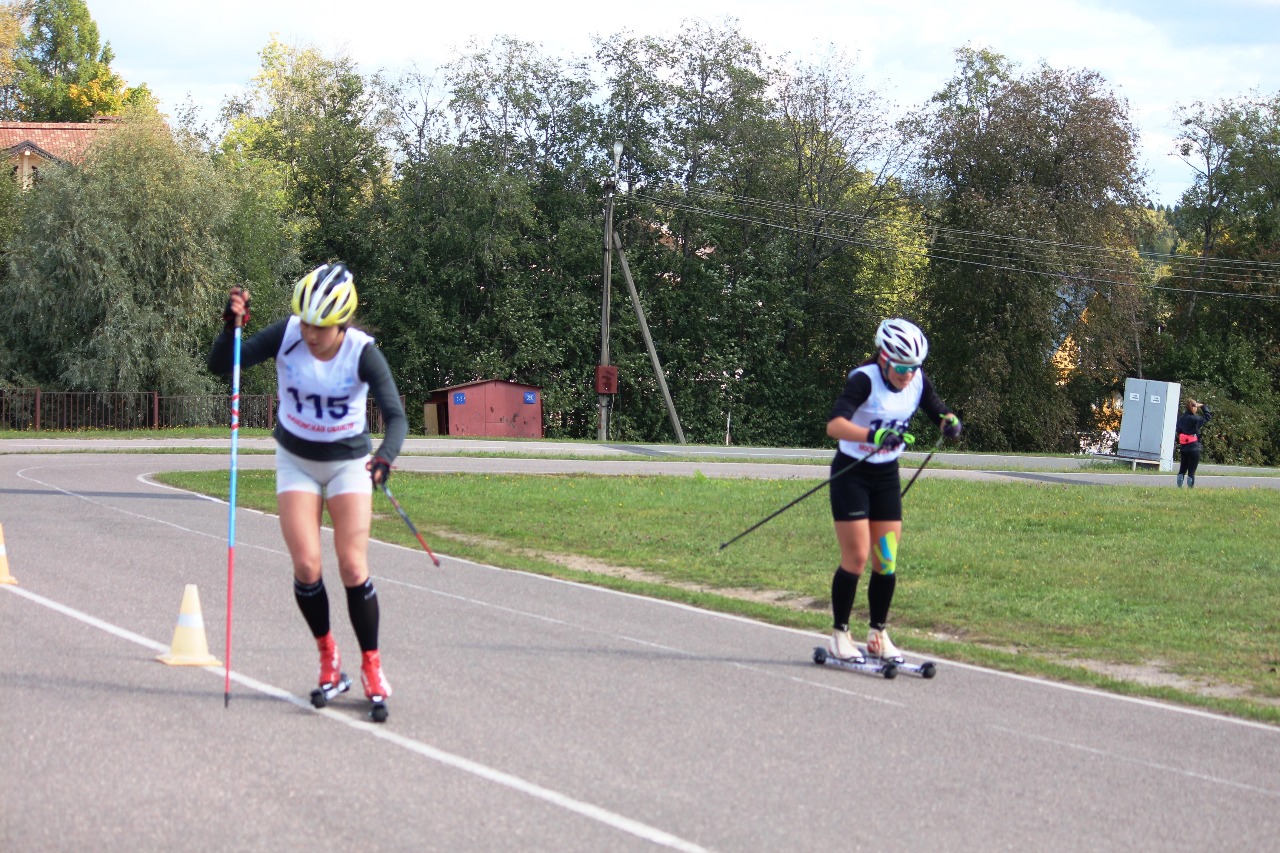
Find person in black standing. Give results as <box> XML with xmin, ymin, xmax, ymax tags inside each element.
<box><xmin>1175</xmin><ymin>398</ymin><xmax>1212</xmax><ymax>488</ymax></box>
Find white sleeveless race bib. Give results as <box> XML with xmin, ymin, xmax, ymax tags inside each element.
<box><xmin>275</xmin><ymin>316</ymin><xmax>372</xmax><ymax>443</ymax></box>
<box><xmin>836</xmin><ymin>363</ymin><xmax>923</xmax><ymax>463</ymax></box>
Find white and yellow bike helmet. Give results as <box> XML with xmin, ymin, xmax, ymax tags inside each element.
<box><xmin>292</xmin><ymin>263</ymin><xmax>357</xmax><ymax>327</ymax></box>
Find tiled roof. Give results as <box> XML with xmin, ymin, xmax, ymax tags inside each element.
<box><xmin>0</xmin><ymin>121</ymin><xmax>113</xmax><ymax>162</ymax></box>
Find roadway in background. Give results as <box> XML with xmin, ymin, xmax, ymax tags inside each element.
<box><xmin>2</xmin><ymin>436</ymin><xmax>1276</xmax><ymax>488</ymax></box>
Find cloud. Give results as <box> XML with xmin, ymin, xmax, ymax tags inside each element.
<box><xmin>90</xmin><ymin>0</ymin><xmax>1280</xmax><ymax>204</ymax></box>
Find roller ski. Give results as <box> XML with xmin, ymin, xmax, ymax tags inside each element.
<box><xmin>361</xmin><ymin>650</ymin><xmax>391</xmax><ymax>724</ymax></box>
<box><xmin>812</xmin><ymin>628</ymin><xmax>936</xmax><ymax>679</ymax></box>
<box><xmin>309</xmin><ymin>633</ymin><xmax>352</xmax><ymax>707</ymax></box>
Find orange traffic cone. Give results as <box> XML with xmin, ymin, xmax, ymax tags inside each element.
<box><xmin>0</xmin><ymin>522</ymin><xmax>15</xmax><ymax>585</ymax></box>
<box><xmin>157</xmin><ymin>584</ymin><xmax>221</xmax><ymax>666</ymax></box>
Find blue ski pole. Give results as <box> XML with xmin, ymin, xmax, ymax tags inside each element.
<box><xmin>224</xmin><ymin>313</ymin><xmax>243</xmax><ymax>707</ymax></box>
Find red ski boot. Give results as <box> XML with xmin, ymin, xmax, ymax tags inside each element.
<box><xmin>309</xmin><ymin>633</ymin><xmax>350</xmax><ymax>708</ymax></box>
<box><xmin>361</xmin><ymin>650</ymin><xmax>391</xmax><ymax>723</ymax></box>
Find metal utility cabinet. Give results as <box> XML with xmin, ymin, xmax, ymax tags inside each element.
<box><xmin>1116</xmin><ymin>377</ymin><xmax>1180</xmax><ymax>471</ymax></box>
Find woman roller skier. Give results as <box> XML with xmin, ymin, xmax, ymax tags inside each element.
<box><xmin>825</xmin><ymin>318</ymin><xmax>961</xmax><ymax>663</ymax></box>
<box><xmin>208</xmin><ymin>263</ymin><xmax>407</xmax><ymax>721</ymax></box>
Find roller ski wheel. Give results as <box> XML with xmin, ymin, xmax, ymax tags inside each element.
<box><xmin>310</xmin><ymin>674</ymin><xmax>351</xmax><ymax>708</ymax></box>
<box><xmin>369</xmin><ymin>697</ymin><xmax>389</xmax><ymax>724</ymax></box>
<box><xmin>812</xmin><ymin>646</ymin><xmax>897</xmax><ymax>679</ymax></box>
<box><xmin>883</xmin><ymin>656</ymin><xmax>936</xmax><ymax>679</ymax></box>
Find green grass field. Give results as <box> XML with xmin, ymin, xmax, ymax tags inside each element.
<box><xmin>155</xmin><ymin>467</ymin><xmax>1280</xmax><ymax>724</ymax></box>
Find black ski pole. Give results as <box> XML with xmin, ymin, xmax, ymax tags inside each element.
<box><xmin>900</xmin><ymin>433</ymin><xmax>946</xmax><ymax>498</ymax></box>
<box><xmin>719</xmin><ymin>451</ymin><xmax>878</xmax><ymax>551</ymax></box>
<box><xmin>380</xmin><ymin>483</ymin><xmax>441</xmax><ymax>566</ymax></box>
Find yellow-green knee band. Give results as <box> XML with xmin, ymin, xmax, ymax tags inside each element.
<box><xmin>876</xmin><ymin>531</ymin><xmax>897</xmax><ymax>575</ymax></box>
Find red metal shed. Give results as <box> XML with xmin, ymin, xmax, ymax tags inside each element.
<box><xmin>425</xmin><ymin>380</ymin><xmax>543</xmax><ymax>438</ymax></box>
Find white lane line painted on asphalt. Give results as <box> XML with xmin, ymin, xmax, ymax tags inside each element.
<box><xmin>393</xmin><ymin>582</ymin><xmax>572</xmax><ymax>627</ymax></box>
<box><xmin>1</xmin><ymin>583</ymin><xmax>711</xmax><ymax>853</ymax></box>
<box><xmin>989</xmin><ymin>725</ymin><xmax>1280</xmax><ymax>797</ymax></box>
<box><xmin>22</xmin><ymin>463</ymin><xmax>1280</xmax><ymax>733</ymax></box>
<box><xmin>939</xmin><ymin>659</ymin><xmax>1280</xmax><ymax>733</ymax></box>
<box><xmin>380</xmin><ymin>573</ymin><xmax>906</xmax><ymax>709</ymax></box>
<box><xmin>4</xmin><ymin>584</ymin><xmax>171</xmax><ymax>653</ymax></box>
<box><xmin>613</xmin><ymin>634</ymin><xmax>906</xmax><ymax>707</ymax></box>
<box><xmin>15</xmin><ymin>465</ymin><xmax>288</xmax><ymax>557</ymax></box>
<box><xmin>410</xmin><ymin>553</ymin><xmax>1280</xmax><ymax>733</ymax></box>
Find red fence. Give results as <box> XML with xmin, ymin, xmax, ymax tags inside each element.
<box><xmin>0</xmin><ymin>388</ymin><xmax>397</xmax><ymax>433</ymax></box>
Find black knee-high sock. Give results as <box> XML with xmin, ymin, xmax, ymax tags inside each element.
<box><xmin>867</xmin><ymin>571</ymin><xmax>896</xmax><ymax>631</ymax></box>
<box><xmin>294</xmin><ymin>578</ymin><xmax>330</xmax><ymax>638</ymax></box>
<box><xmin>346</xmin><ymin>579</ymin><xmax>380</xmax><ymax>653</ymax></box>
<box><xmin>831</xmin><ymin>567</ymin><xmax>860</xmax><ymax>631</ymax></box>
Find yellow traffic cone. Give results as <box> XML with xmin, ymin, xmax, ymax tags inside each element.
<box><xmin>0</xmin><ymin>522</ymin><xmax>15</xmax><ymax>585</ymax></box>
<box><xmin>157</xmin><ymin>584</ymin><xmax>221</xmax><ymax>666</ymax></box>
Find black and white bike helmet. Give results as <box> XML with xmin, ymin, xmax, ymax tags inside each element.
<box><xmin>875</xmin><ymin>318</ymin><xmax>928</xmax><ymax>365</ymax></box>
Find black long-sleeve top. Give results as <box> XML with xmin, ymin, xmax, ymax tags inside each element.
<box><xmin>829</xmin><ymin>368</ymin><xmax>953</xmax><ymax>425</ymax></box>
<box><xmin>1175</xmin><ymin>408</ymin><xmax>1212</xmax><ymax>449</ymax></box>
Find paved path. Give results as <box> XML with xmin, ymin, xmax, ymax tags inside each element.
<box><xmin>1</xmin><ymin>451</ymin><xmax>1277</xmax><ymax>851</ymax></box>
<box><xmin>2</xmin><ymin>436</ymin><xmax>1276</xmax><ymax>487</ymax></box>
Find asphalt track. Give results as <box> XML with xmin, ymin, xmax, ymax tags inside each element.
<box><xmin>1</xmin><ymin>443</ymin><xmax>1277</xmax><ymax>851</ymax></box>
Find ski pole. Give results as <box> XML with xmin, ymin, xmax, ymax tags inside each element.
<box><xmin>224</xmin><ymin>313</ymin><xmax>243</xmax><ymax>708</ymax></box>
<box><xmin>900</xmin><ymin>433</ymin><xmax>946</xmax><ymax>499</ymax></box>
<box><xmin>380</xmin><ymin>482</ymin><xmax>441</xmax><ymax>566</ymax></box>
<box><xmin>719</xmin><ymin>450</ymin><xmax>880</xmax><ymax>551</ymax></box>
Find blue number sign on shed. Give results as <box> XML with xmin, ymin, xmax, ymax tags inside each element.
<box><xmin>453</xmin><ymin>392</ymin><xmax>466</xmax><ymax>405</ymax></box>
<box><xmin>523</xmin><ymin>391</ymin><xmax>536</xmax><ymax>404</ymax></box>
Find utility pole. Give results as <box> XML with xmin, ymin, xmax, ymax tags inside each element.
<box><xmin>612</xmin><ymin>231</ymin><xmax>686</xmax><ymax>444</ymax></box>
<box><xmin>596</xmin><ymin>140</ymin><xmax>623</xmax><ymax>441</ymax></box>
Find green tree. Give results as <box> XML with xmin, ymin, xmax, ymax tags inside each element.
<box><xmin>364</xmin><ymin>41</ymin><xmax>605</xmax><ymax>435</ymax></box>
<box><xmin>221</xmin><ymin>37</ymin><xmax>393</xmax><ymax>265</ymax></box>
<box><xmin>595</xmin><ymin>24</ymin><xmax>933</xmax><ymax>444</ymax></box>
<box><xmin>0</xmin><ymin>108</ymin><xmax>293</xmax><ymax>393</ymax></box>
<box><xmin>910</xmin><ymin>46</ymin><xmax>1147</xmax><ymax>452</ymax></box>
<box><xmin>10</xmin><ymin>0</ymin><xmax>148</xmax><ymax>121</ymax></box>
<box><xmin>0</xmin><ymin>2</ymin><xmax>23</xmax><ymax>119</ymax></box>
<box><xmin>1146</xmin><ymin>93</ymin><xmax>1280</xmax><ymax>464</ymax></box>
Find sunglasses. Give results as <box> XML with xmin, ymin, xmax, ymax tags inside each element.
<box><xmin>888</xmin><ymin>362</ymin><xmax>920</xmax><ymax>374</ymax></box>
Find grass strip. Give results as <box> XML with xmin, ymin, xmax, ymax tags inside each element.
<box><xmin>154</xmin><ymin>468</ymin><xmax>1280</xmax><ymax>724</ymax></box>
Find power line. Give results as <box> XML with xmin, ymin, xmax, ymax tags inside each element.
<box><xmin>642</xmin><ymin>187</ymin><xmax>1280</xmax><ymax>302</ymax></box>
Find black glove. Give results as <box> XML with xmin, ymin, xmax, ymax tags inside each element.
<box><xmin>872</xmin><ymin>427</ymin><xmax>905</xmax><ymax>451</ymax></box>
<box><xmin>222</xmin><ymin>286</ymin><xmax>251</xmax><ymax>330</ymax></box>
<box><xmin>941</xmin><ymin>412</ymin><xmax>963</xmax><ymax>439</ymax></box>
<box><xmin>369</xmin><ymin>456</ymin><xmax>391</xmax><ymax>486</ymax></box>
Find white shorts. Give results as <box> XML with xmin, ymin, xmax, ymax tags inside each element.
<box><xmin>275</xmin><ymin>446</ymin><xmax>372</xmax><ymax>497</ymax></box>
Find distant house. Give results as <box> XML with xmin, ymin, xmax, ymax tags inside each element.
<box><xmin>0</xmin><ymin>118</ymin><xmax>118</xmax><ymax>189</ymax></box>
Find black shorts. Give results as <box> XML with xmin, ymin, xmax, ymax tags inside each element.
<box><xmin>829</xmin><ymin>451</ymin><xmax>902</xmax><ymax>522</ymax></box>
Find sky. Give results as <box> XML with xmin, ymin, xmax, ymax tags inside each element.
<box><xmin>88</xmin><ymin>0</ymin><xmax>1280</xmax><ymax>206</ymax></box>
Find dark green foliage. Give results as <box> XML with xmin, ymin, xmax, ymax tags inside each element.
<box><xmin>911</xmin><ymin>47</ymin><xmax>1148</xmax><ymax>452</ymax></box>
<box><xmin>10</xmin><ymin>0</ymin><xmax>145</xmax><ymax>121</ymax></box>
<box><xmin>0</xmin><ymin>108</ymin><xmax>295</xmax><ymax>394</ymax></box>
<box><xmin>3</xmin><ymin>26</ymin><xmax>1277</xmax><ymax>460</ymax></box>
